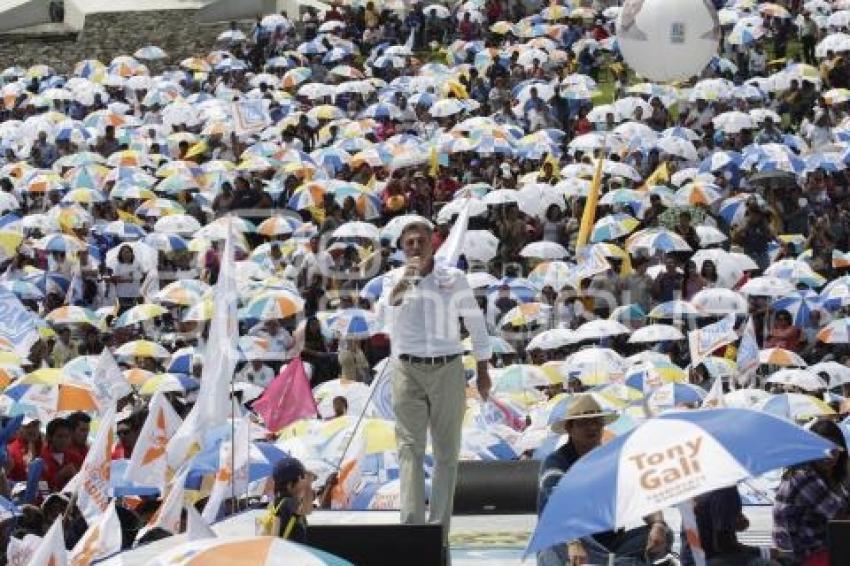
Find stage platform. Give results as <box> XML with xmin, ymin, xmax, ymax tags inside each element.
<box><xmin>99</xmin><ymin>506</ymin><xmax>774</xmax><ymax>565</ymax></box>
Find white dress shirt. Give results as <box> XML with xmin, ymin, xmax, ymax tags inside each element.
<box><xmin>377</xmin><ymin>266</ymin><xmax>492</xmax><ymax>361</ymax></box>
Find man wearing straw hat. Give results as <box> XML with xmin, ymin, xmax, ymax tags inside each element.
<box><xmin>378</xmin><ymin>215</ymin><xmax>491</xmax><ymax>554</ymax></box>
<box><xmin>537</xmin><ymin>394</ymin><xmax>672</xmax><ymax>566</ymax></box>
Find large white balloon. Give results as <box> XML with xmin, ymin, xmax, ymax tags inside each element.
<box><xmin>617</xmin><ymin>0</ymin><xmax>720</xmax><ymax>82</ymax></box>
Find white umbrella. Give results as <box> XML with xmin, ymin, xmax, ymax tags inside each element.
<box><xmin>810</xmin><ymin>361</ymin><xmax>850</xmax><ymax>388</ymax></box>
<box><xmin>766</xmin><ymin>369</ymin><xmax>827</xmax><ymax>392</ymax></box>
<box><xmin>528</xmin><ymin>328</ymin><xmax>576</xmax><ymax>350</ymax></box>
<box><xmin>333</xmin><ymin>221</ymin><xmax>380</xmax><ymax>240</ymax></box>
<box><xmin>574</xmin><ymin>319</ymin><xmax>631</xmax><ymax>341</ymax></box>
<box><xmin>520</xmin><ymin>241</ymin><xmax>569</xmax><ymax>260</ymax></box>
<box><xmin>713</xmin><ymin>110</ymin><xmax>755</xmax><ymax>133</ymax></box>
<box><xmin>483</xmin><ymin>188</ymin><xmax>520</xmax><ymax>206</ymax></box>
<box><xmin>758</xmin><ymin>348</ymin><xmax>808</xmax><ymax>367</ymax></box>
<box><xmin>467</xmin><ymin>271</ymin><xmax>499</xmax><ymax>289</ymax></box>
<box><xmin>739</xmin><ymin>276</ymin><xmax>796</xmax><ymax>297</ymax></box>
<box><xmin>656</xmin><ymin>136</ymin><xmax>699</xmax><ymax>160</ymax></box>
<box><xmin>153</xmin><ymin>214</ymin><xmax>201</xmax><ymax>236</ymax></box>
<box><xmin>690</xmin><ymin>288</ymin><xmax>748</xmax><ymax>314</ymax></box>
<box><xmin>696</xmin><ymin>225</ymin><xmax>728</xmax><ymax>246</ymax></box>
<box><xmin>437</xmin><ymin>198</ymin><xmax>487</xmax><ymax>223</ymax></box>
<box><xmin>463</xmin><ymin>230</ymin><xmax>500</xmax><ymax>262</ymax></box>
<box><xmin>627</xmin><ymin>324</ymin><xmax>685</xmax><ymax>343</ymax></box>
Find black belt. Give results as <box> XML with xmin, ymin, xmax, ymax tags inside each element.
<box><xmin>398</xmin><ymin>353</ymin><xmax>460</xmax><ymax>365</ymax></box>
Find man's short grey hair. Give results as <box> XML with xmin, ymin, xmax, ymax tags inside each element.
<box><xmin>399</xmin><ymin>219</ymin><xmax>434</xmax><ymax>238</ymax></box>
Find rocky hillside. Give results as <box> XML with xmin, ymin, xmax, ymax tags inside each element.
<box><xmin>0</xmin><ymin>9</ymin><xmax>243</xmax><ymax>73</ymax></box>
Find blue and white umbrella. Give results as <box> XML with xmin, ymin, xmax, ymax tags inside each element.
<box><xmin>773</xmin><ymin>290</ymin><xmax>827</xmax><ymax>326</ymax></box>
<box><xmin>698</xmin><ymin>150</ymin><xmax>742</xmax><ymax>173</ymax></box>
<box><xmin>527</xmin><ymin>409</ymin><xmax>835</xmax><ymax>556</ymax></box>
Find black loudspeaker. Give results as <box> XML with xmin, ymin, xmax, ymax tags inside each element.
<box><xmin>308</xmin><ymin>523</ymin><xmax>444</xmax><ymax>566</ymax></box>
<box><xmin>452</xmin><ymin>459</ymin><xmax>540</xmax><ymax>515</ymax></box>
<box><xmin>828</xmin><ymin>520</ymin><xmax>850</xmax><ymax>565</ymax></box>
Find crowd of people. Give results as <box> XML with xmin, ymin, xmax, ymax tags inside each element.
<box><xmin>0</xmin><ymin>0</ymin><xmax>850</xmax><ymax>563</ymax></box>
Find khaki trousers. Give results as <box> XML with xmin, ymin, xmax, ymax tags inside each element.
<box><xmin>391</xmin><ymin>357</ymin><xmax>465</xmax><ymax>539</ymax></box>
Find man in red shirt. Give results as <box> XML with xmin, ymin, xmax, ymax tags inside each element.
<box><xmin>6</xmin><ymin>417</ymin><xmax>42</xmax><ymax>482</ymax></box>
<box><xmin>111</xmin><ymin>412</ymin><xmax>141</xmax><ymax>460</ymax></box>
<box><xmin>41</xmin><ymin>418</ymin><xmax>83</xmax><ymax>492</ymax></box>
<box><xmin>65</xmin><ymin>411</ymin><xmax>91</xmax><ymax>463</ymax></box>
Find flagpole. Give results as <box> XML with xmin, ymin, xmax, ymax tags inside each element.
<box><xmin>332</xmin><ymin>360</ymin><xmax>392</xmax><ymax>472</ymax></box>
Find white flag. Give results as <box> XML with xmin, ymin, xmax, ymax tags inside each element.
<box><xmin>434</xmin><ymin>198</ymin><xmax>470</xmax><ymax>272</ymax></box>
<box><xmin>7</xmin><ymin>534</ymin><xmax>42</xmax><ymax>566</ymax></box>
<box><xmin>139</xmin><ymin>267</ymin><xmax>160</xmax><ymax>303</ymax></box>
<box><xmin>69</xmin><ymin>500</ymin><xmax>122</xmax><ymax>566</ymax></box>
<box><xmin>736</xmin><ymin>317</ymin><xmax>760</xmax><ymax>386</ymax></box>
<box><xmin>24</xmin><ymin>519</ymin><xmax>67</xmax><ymax>566</ymax></box>
<box><xmin>201</xmin><ymin>417</ymin><xmax>252</xmax><ymax>522</ymax></box>
<box><xmin>124</xmin><ymin>392</ymin><xmax>182</xmax><ymax>490</ymax></box>
<box><xmin>688</xmin><ymin>313</ymin><xmax>738</xmax><ymax>365</ymax></box>
<box><xmin>168</xmin><ymin>217</ymin><xmax>238</xmax><ymax>468</ymax></box>
<box><xmin>90</xmin><ymin>349</ymin><xmax>131</xmax><ymax>412</ymax></box>
<box><xmin>701</xmin><ymin>375</ymin><xmax>726</xmax><ymax>409</ymax></box>
<box><xmin>330</xmin><ymin>426</ymin><xmax>366</xmax><ymax>510</ymax></box>
<box><xmin>186</xmin><ymin>504</ymin><xmax>217</xmax><ymax>541</ymax></box>
<box><xmin>140</xmin><ymin>466</ymin><xmax>190</xmax><ymax>540</ymax></box>
<box><xmin>75</xmin><ymin>405</ymin><xmax>115</xmax><ymax>524</ymax></box>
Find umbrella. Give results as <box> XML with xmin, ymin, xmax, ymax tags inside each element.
<box><xmin>139</xmin><ymin>373</ymin><xmax>200</xmax><ymax>396</ymax></box>
<box><xmin>765</xmin><ymin>369</ymin><xmax>826</xmax><ymax>392</ymax></box>
<box><xmin>528</xmin><ymin>329</ymin><xmax>576</xmax><ymax>351</ymax></box>
<box><xmin>114</xmin><ymin>340</ymin><xmax>170</xmax><ymax>359</ymax></box>
<box><xmin>817</xmin><ymin>318</ymin><xmax>850</xmax><ymax>343</ymax></box>
<box><xmin>625</xmin><ymin>228</ymin><xmax>692</xmax><ymax>254</ymax></box>
<box><xmin>573</xmin><ymin>319</ymin><xmax>630</xmax><ymax>342</ymax></box>
<box><xmin>45</xmin><ymin>306</ymin><xmax>102</xmax><ymax>328</ymax></box>
<box><xmin>759</xmin><ymin>348</ymin><xmax>807</xmax><ymax>367</ymax></box>
<box><xmin>690</xmin><ymin>288</ymin><xmax>748</xmax><ymax>314</ymax></box>
<box><xmin>113</xmin><ymin>304</ymin><xmax>168</xmax><ymax>328</ymax></box>
<box><xmin>3</xmin><ymin>382</ymin><xmax>99</xmax><ymax>418</ymax></box>
<box><xmin>527</xmin><ymin>409</ymin><xmax>835</xmax><ymax>555</ymax></box>
<box><xmin>773</xmin><ymin>290</ymin><xmax>826</xmax><ymax>326</ymax></box>
<box><xmin>739</xmin><ymin>276</ymin><xmax>795</xmax><ymax>297</ymax></box>
<box><xmin>754</xmin><ymin>393</ymin><xmax>835</xmax><ymax>420</ymax></box>
<box><xmin>627</xmin><ymin>324</ymin><xmax>684</xmax><ymax>343</ymax></box>
<box><xmin>520</xmin><ymin>241</ymin><xmax>569</xmax><ymax>260</ymax></box>
<box><xmin>240</xmin><ymin>291</ymin><xmax>305</xmax><ymax>321</ymax></box>
<box><xmin>590</xmin><ymin>213</ymin><xmax>640</xmax><ymax>243</ymax></box>
<box><xmin>149</xmin><ymin>537</ymin><xmax>353</xmax><ymax>565</ymax></box>
<box><xmin>810</xmin><ymin>362</ymin><xmax>850</xmax><ymax>389</ymax></box>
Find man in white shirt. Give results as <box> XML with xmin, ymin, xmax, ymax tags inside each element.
<box><xmin>378</xmin><ymin>218</ymin><xmax>491</xmax><ymax>551</ymax></box>
<box><xmin>236</xmin><ymin>360</ymin><xmax>275</xmax><ymax>388</ymax></box>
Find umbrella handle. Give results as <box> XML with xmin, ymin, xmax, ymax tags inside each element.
<box><xmin>332</xmin><ymin>360</ymin><xmax>392</xmax><ymax>472</ymax></box>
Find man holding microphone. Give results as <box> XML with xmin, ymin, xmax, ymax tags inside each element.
<box><xmin>378</xmin><ymin>216</ymin><xmax>491</xmax><ymax>557</ymax></box>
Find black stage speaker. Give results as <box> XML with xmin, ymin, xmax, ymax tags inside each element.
<box><xmin>452</xmin><ymin>459</ymin><xmax>540</xmax><ymax>515</ymax></box>
<box><xmin>308</xmin><ymin>523</ymin><xmax>444</xmax><ymax>566</ymax></box>
<box><xmin>828</xmin><ymin>520</ymin><xmax>850</xmax><ymax>565</ymax></box>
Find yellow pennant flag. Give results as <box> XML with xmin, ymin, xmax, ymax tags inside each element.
<box><xmin>429</xmin><ymin>146</ymin><xmax>439</xmax><ymax>178</ymax></box>
<box><xmin>576</xmin><ymin>156</ymin><xmax>605</xmax><ymax>249</ymax></box>
<box><xmin>640</xmin><ymin>161</ymin><xmax>669</xmax><ymax>190</ymax></box>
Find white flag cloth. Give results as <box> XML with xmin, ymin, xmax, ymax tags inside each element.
<box><xmin>124</xmin><ymin>392</ymin><xmax>182</xmax><ymax>490</ymax></box>
<box><xmin>688</xmin><ymin>313</ymin><xmax>738</xmax><ymax>365</ymax></box>
<box><xmin>24</xmin><ymin>519</ymin><xmax>67</xmax><ymax>566</ymax></box>
<box><xmin>141</xmin><ymin>466</ymin><xmax>190</xmax><ymax>540</ymax></box>
<box><xmin>330</xmin><ymin>426</ymin><xmax>366</xmax><ymax>510</ymax></box>
<box><xmin>139</xmin><ymin>267</ymin><xmax>160</xmax><ymax>302</ymax></box>
<box><xmin>701</xmin><ymin>375</ymin><xmax>727</xmax><ymax>409</ymax></box>
<box><xmin>69</xmin><ymin>500</ymin><xmax>122</xmax><ymax>566</ymax></box>
<box><xmin>433</xmin><ymin>198</ymin><xmax>470</xmax><ymax>272</ymax></box>
<box><xmin>201</xmin><ymin>416</ymin><xmax>252</xmax><ymax>522</ymax></box>
<box><xmin>75</xmin><ymin>405</ymin><xmax>115</xmax><ymax>524</ymax></box>
<box><xmin>168</xmin><ymin>217</ymin><xmax>237</xmax><ymax>468</ymax></box>
<box><xmin>89</xmin><ymin>349</ymin><xmax>131</xmax><ymax>412</ymax></box>
<box><xmin>736</xmin><ymin>317</ymin><xmax>760</xmax><ymax>386</ymax></box>
<box><xmin>7</xmin><ymin>534</ymin><xmax>42</xmax><ymax>566</ymax></box>
<box><xmin>186</xmin><ymin>504</ymin><xmax>217</xmax><ymax>541</ymax></box>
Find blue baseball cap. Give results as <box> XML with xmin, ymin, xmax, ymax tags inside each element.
<box><xmin>272</xmin><ymin>457</ymin><xmax>308</xmax><ymax>487</ymax></box>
